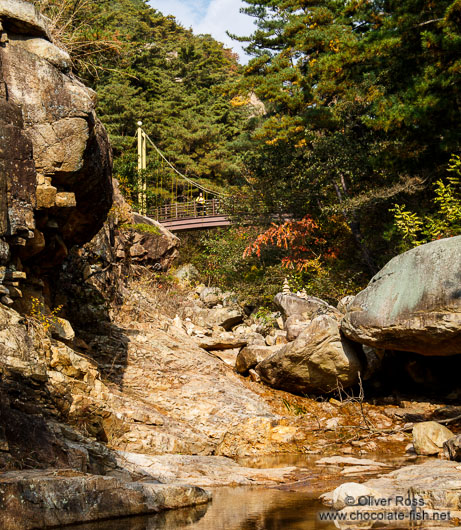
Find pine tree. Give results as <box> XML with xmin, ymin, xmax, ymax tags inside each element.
<box><xmin>35</xmin><ymin>0</ymin><xmax>248</xmax><ymax>205</ymax></box>
<box><xmin>232</xmin><ymin>0</ymin><xmax>461</xmax><ymax>270</ymax></box>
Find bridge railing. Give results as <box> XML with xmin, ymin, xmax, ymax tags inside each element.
<box><xmin>147</xmin><ymin>197</ymin><xmax>292</xmax><ymax>227</ymax></box>
<box><xmin>149</xmin><ymin>198</ymin><xmax>226</xmax><ymax>221</ymax></box>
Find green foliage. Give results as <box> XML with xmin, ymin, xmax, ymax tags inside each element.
<box><xmin>35</xmin><ymin>0</ymin><xmax>248</xmax><ymax>213</ymax></box>
<box><xmin>288</xmin><ymin>268</ymin><xmax>366</xmax><ymax>306</ymax></box>
<box><xmin>231</xmin><ymin>0</ymin><xmax>461</xmax><ymax>272</ymax></box>
<box><xmin>33</xmin><ymin>0</ymin><xmax>127</xmax><ymax>76</ymax></box>
<box><xmin>282</xmin><ymin>398</ymin><xmax>307</xmax><ymax>416</ymax></box>
<box><xmin>177</xmin><ymin>227</ymin><xmax>286</xmax><ymax>307</ymax></box>
<box><xmin>35</xmin><ymin>0</ymin><xmax>461</xmax><ymax>304</ymax></box>
<box><xmin>254</xmin><ymin>306</ymin><xmax>275</xmax><ymax>325</ymax></box>
<box><xmin>178</xmin><ymin>222</ymin><xmax>365</xmax><ymax>307</ymax></box>
<box><xmin>90</xmin><ymin>5</ymin><xmax>247</xmax><ymax>206</ymax></box>
<box><xmin>120</xmin><ymin>223</ymin><xmax>161</xmax><ymax>235</ymax></box>
<box><xmin>189</xmin><ymin>227</ymin><xmax>260</xmax><ymax>286</ymax></box>
<box><xmin>391</xmin><ymin>205</ymin><xmax>426</xmax><ymax>248</ymax></box>
<box><xmin>391</xmin><ymin>156</ymin><xmax>461</xmax><ymax>249</ymax></box>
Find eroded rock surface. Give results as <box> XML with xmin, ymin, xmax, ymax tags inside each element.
<box><xmin>0</xmin><ymin>469</ymin><xmax>210</xmax><ymax>530</ymax></box>
<box><xmin>236</xmin><ymin>344</ymin><xmax>280</xmax><ymax>375</ymax></box>
<box><xmin>0</xmin><ymin>0</ymin><xmax>50</xmax><ymax>38</ymax></box>
<box><xmin>117</xmin><ymin>453</ymin><xmax>300</xmax><ymax>487</ymax></box>
<box><xmin>444</xmin><ymin>434</ymin><xmax>461</xmax><ymax>462</ymax></box>
<box><xmin>274</xmin><ymin>292</ymin><xmax>340</xmax><ymax>321</ymax></box>
<box><xmin>324</xmin><ymin>461</ymin><xmax>461</xmax><ymax>519</ymax></box>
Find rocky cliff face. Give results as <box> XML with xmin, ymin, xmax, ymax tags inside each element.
<box><xmin>0</xmin><ymin>0</ymin><xmax>112</xmax><ymax>309</ymax></box>
<box><xmin>0</xmin><ymin>1</ymin><xmax>329</xmax><ymax>504</ymax></box>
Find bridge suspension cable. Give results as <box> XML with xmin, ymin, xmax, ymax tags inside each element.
<box><xmin>136</xmin><ymin>123</ymin><xmax>227</xmax><ymax>207</ymax></box>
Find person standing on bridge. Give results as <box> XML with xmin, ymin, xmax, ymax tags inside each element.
<box><xmin>196</xmin><ymin>192</ymin><xmax>205</xmax><ymax>216</ymax></box>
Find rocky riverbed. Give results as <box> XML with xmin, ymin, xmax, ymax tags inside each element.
<box><xmin>0</xmin><ymin>1</ymin><xmax>460</xmax><ymax>528</ymax></box>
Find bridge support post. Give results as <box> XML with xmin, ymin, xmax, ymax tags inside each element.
<box><xmin>137</xmin><ymin>121</ymin><xmax>147</xmax><ymax>215</ymax></box>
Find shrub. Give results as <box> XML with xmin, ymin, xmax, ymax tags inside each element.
<box><xmin>391</xmin><ymin>155</ymin><xmax>461</xmax><ymax>249</ymax></box>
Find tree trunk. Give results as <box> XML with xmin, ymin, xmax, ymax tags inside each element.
<box><xmin>333</xmin><ymin>181</ymin><xmax>378</xmax><ymax>275</ymax></box>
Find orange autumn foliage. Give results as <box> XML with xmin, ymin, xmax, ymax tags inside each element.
<box><xmin>244</xmin><ymin>215</ymin><xmax>338</xmax><ymax>271</ymax></box>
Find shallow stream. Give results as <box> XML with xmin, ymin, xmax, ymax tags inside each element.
<box><xmin>64</xmin><ymin>488</ymin><xmax>335</xmax><ymax>530</ymax></box>
<box><xmin>65</xmin><ymin>454</ymin><xmax>423</xmax><ymax>530</ymax></box>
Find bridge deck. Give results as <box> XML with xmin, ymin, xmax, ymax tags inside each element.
<box><xmin>148</xmin><ymin>198</ymin><xmax>232</xmax><ymax>231</ymax></box>
<box><xmin>160</xmin><ymin>215</ymin><xmax>231</xmax><ymax>231</ymax></box>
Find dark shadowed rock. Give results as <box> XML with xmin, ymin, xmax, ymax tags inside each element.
<box><xmin>256</xmin><ymin>315</ymin><xmax>362</xmax><ymax>394</ymax></box>
<box><xmin>0</xmin><ymin>97</ymin><xmax>36</xmax><ymax>245</ymax></box>
<box><xmin>131</xmin><ymin>213</ymin><xmax>180</xmax><ymax>269</ymax></box>
<box><xmin>341</xmin><ymin>236</ymin><xmax>461</xmax><ymax>356</ymax></box>
<box><xmin>444</xmin><ymin>435</ymin><xmax>461</xmax><ymax>462</ymax></box>
<box><xmin>361</xmin><ymin>345</ymin><xmax>384</xmax><ymax>380</ymax></box>
<box><xmin>0</xmin><ymin>0</ymin><xmax>50</xmax><ymax>38</ymax></box>
<box><xmin>2</xmin><ymin>17</ymin><xmax>113</xmax><ymax>247</ymax></box>
<box><xmin>55</xmin><ymin>180</ymin><xmax>180</xmax><ymax>322</ymax></box>
<box><xmin>90</xmin><ymin>181</ymin><xmax>179</xmax><ymax>271</ymax></box>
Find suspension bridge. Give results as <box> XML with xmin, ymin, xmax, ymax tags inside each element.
<box><xmin>134</xmin><ymin>123</ymin><xmax>268</xmax><ymax>232</ymax></box>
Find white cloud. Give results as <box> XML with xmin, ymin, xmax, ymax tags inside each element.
<box><xmin>148</xmin><ymin>0</ymin><xmax>204</xmax><ymax>25</ymax></box>
<box><xmin>196</xmin><ymin>0</ymin><xmax>255</xmax><ymax>63</ymax></box>
<box><xmin>148</xmin><ymin>0</ymin><xmax>256</xmax><ymax>63</ymax></box>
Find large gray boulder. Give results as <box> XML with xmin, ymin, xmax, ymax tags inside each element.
<box><xmin>341</xmin><ymin>236</ymin><xmax>461</xmax><ymax>356</ymax></box>
<box><xmin>274</xmin><ymin>293</ymin><xmax>340</xmax><ymax>320</ymax></box>
<box><xmin>208</xmin><ymin>307</ymin><xmax>244</xmax><ymax>331</ymax></box>
<box><xmin>200</xmin><ymin>287</ymin><xmax>223</xmax><ymax>308</ymax></box>
<box><xmin>256</xmin><ymin>315</ymin><xmax>362</xmax><ymax>394</ymax></box>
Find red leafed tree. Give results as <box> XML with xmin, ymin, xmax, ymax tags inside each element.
<box><xmin>244</xmin><ymin>215</ymin><xmax>338</xmax><ymax>272</ymax></box>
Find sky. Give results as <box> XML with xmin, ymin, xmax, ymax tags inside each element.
<box><xmin>147</xmin><ymin>0</ymin><xmax>256</xmax><ymax>63</ymax></box>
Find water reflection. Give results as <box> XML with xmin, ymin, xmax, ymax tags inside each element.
<box><xmin>190</xmin><ymin>487</ymin><xmax>336</xmax><ymax>530</ymax></box>
<box><xmin>67</xmin><ymin>487</ymin><xmax>335</xmax><ymax>530</ymax></box>
<box><xmin>64</xmin><ymin>455</ymin><xmax>421</xmax><ymax>530</ymax></box>
<box><xmin>65</xmin><ymin>503</ymin><xmax>208</xmax><ymax>530</ymax></box>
